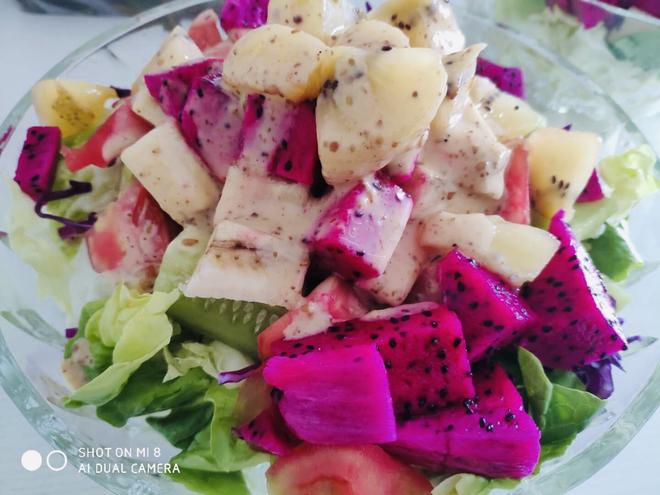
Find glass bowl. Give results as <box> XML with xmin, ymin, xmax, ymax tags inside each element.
<box><xmin>1</xmin><ymin>1</ymin><xmax>659</xmax><ymax>494</ymax></box>
<box><xmin>467</xmin><ymin>0</ymin><xmax>660</xmax><ymax>158</ymax></box>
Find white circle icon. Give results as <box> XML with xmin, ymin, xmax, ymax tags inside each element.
<box><xmin>21</xmin><ymin>450</ymin><xmax>42</xmax><ymax>471</ymax></box>
<box><xmin>46</xmin><ymin>450</ymin><xmax>68</xmax><ymax>472</ymax></box>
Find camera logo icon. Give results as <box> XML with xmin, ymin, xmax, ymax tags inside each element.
<box><xmin>21</xmin><ymin>450</ymin><xmax>67</xmax><ymax>472</ymax></box>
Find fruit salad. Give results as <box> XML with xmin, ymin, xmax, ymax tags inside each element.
<box><xmin>6</xmin><ymin>0</ymin><xmax>659</xmax><ymax>494</ymax></box>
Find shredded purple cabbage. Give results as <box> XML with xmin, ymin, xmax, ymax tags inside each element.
<box><xmin>365</xmin><ymin>1</ymin><xmax>372</xmax><ymax>12</ymax></box>
<box><xmin>65</xmin><ymin>327</ymin><xmax>78</xmax><ymax>339</ymax></box>
<box><xmin>34</xmin><ymin>180</ymin><xmax>97</xmax><ymax>240</ymax></box>
<box><xmin>563</xmin><ymin>123</ymin><xmax>573</xmax><ymax>131</ymax></box>
<box><xmin>574</xmin><ymin>336</ymin><xmax>646</xmax><ymax>399</ymax></box>
<box><xmin>575</xmin><ymin>355</ymin><xmax>619</xmax><ymax>399</ymax></box>
<box><xmin>219</xmin><ymin>364</ymin><xmax>260</xmax><ymax>384</ymax></box>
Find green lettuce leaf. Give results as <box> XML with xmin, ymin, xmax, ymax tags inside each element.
<box><xmin>168</xmin><ymin>297</ymin><xmax>286</xmax><ymax>359</ymax></box>
<box><xmin>572</xmin><ymin>146</ymin><xmax>658</xmax><ymax>240</ymax></box>
<box><xmin>432</xmin><ymin>473</ymin><xmax>519</xmax><ymax>495</ymax></box>
<box><xmin>8</xmin><ymin>181</ymin><xmax>80</xmax><ymax>313</ymax></box>
<box><xmin>96</xmin><ymin>358</ymin><xmax>213</xmax><ymax>427</ymax></box>
<box><xmin>48</xmin><ymin>158</ymin><xmax>122</xmax><ymax>224</ymax></box>
<box><xmin>164</xmin><ymin>340</ymin><xmax>252</xmax><ymax>382</ymax></box>
<box><xmin>169</xmin><ymin>469</ymin><xmax>250</xmax><ymax>495</ymax></box>
<box><xmin>67</xmin><ymin>285</ymin><xmax>179</xmax><ymax>406</ymax></box>
<box><xmin>64</xmin><ymin>298</ymin><xmax>107</xmax><ymax>359</ymax></box>
<box><xmin>585</xmin><ymin>222</ymin><xmax>643</xmax><ymax>282</ymax></box>
<box><xmin>147</xmin><ymin>401</ymin><xmax>214</xmax><ymax>450</ymax></box>
<box><xmin>154</xmin><ymin>224</ymin><xmax>211</xmax><ymax>293</ymax></box>
<box><xmin>518</xmin><ymin>348</ymin><xmax>604</xmax><ymax>444</ymax></box>
<box><xmin>172</xmin><ymin>383</ymin><xmax>270</xmax><ymax>473</ymax></box>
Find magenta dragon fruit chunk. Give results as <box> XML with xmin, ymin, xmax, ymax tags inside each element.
<box><xmin>234</xmin><ymin>405</ymin><xmax>299</xmax><ymax>455</ymax></box>
<box><xmin>476</xmin><ymin>57</ymin><xmax>525</xmax><ymax>98</ymax></box>
<box><xmin>473</xmin><ymin>364</ymin><xmax>523</xmax><ymax>411</ymax></box>
<box><xmin>634</xmin><ymin>0</ymin><xmax>660</xmax><ymax>18</ymax></box>
<box><xmin>263</xmin><ymin>345</ymin><xmax>396</xmax><ymax>445</ymax></box>
<box><xmin>386</xmin><ymin>368</ymin><xmax>540</xmax><ymax>479</ymax></box>
<box><xmin>269</xmin><ymin>101</ymin><xmax>319</xmax><ymax>185</ymax></box>
<box><xmin>271</xmin><ymin>302</ymin><xmax>475</xmax><ymax>419</ymax></box>
<box><xmin>180</xmin><ymin>74</ymin><xmax>244</xmax><ymax>180</ymax></box>
<box><xmin>310</xmin><ymin>175</ymin><xmax>413</xmax><ymax>281</ymax></box>
<box><xmin>220</xmin><ymin>0</ymin><xmax>269</xmax><ymax>32</ymax></box>
<box><xmin>546</xmin><ymin>0</ymin><xmax>609</xmax><ymax>29</ymax></box>
<box><xmin>14</xmin><ymin>126</ymin><xmax>61</xmax><ymax>201</ymax></box>
<box><xmin>144</xmin><ymin>58</ymin><xmax>223</xmax><ymax>120</ymax></box>
<box><xmin>385</xmin><ymin>149</ymin><xmax>418</xmax><ymax>184</ymax></box>
<box><xmin>520</xmin><ymin>210</ymin><xmax>626</xmax><ymax>369</ymax></box>
<box><xmin>438</xmin><ymin>249</ymin><xmax>535</xmax><ymax>362</ymax></box>
<box><xmin>577</xmin><ymin>169</ymin><xmax>605</xmax><ymax>203</ymax></box>
<box><xmin>237</xmin><ymin>94</ymin><xmax>297</xmax><ymax>176</ymax></box>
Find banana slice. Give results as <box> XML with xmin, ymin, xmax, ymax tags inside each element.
<box><xmin>317</xmin><ymin>46</ymin><xmax>447</xmax><ymax>184</ymax></box>
<box><xmin>333</xmin><ymin>19</ymin><xmax>410</xmax><ymax>50</ymax></box>
<box><xmin>223</xmin><ymin>24</ymin><xmax>333</xmax><ymax>102</ymax></box>
<box><xmin>369</xmin><ymin>0</ymin><xmax>465</xmax><ymax>55</ymax></box>
<box><xmin>185</xmin><ymin>220</ymin><xmax>308</xmax><ymax>309</ymax></box>
<box><xmin>120</xmin><ymin>119</ymin><xmax>221</xmax><ymax>225</ymax></box>
<box><xmin>268</xmin><ymin>0</ymin><xmax>358</xmax><ymax>43</ymax></box>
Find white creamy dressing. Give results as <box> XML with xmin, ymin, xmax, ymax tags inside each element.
<box><xmin>410</xmin><ymin>45</ymin><xmax>512</xmax><ymax>218</ymax></box>
<box><xmin>282</xmin><ymin>300</ymin><xmax>335</xmax><ymax>340</ymax></box>
<box><xmin>61</xmin><ymin>338</ymin><xmax>93</xmax><ymax>390</ymax></box>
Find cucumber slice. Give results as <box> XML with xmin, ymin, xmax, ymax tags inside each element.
<box><xmin>168</xmin><ymin>297</ymin><xmax>286</xmax><ymax>359</ymax></box>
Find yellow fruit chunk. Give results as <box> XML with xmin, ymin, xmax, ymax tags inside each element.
<box><xmin>333</xmin><ymin>19</ymin><xmax>410</xmax><ymax>50</ymax></box>
<box><xmin>369</xmin><ymin>0</ymin><xmax>464</xmax><ymax>55</ymax></box>
<box><xmin>32</xmin><ymin>80</ymin><xmax>116</xmax><ymax>138</ymax></box>
<box><xmin>527</xmin><ymin>127</ymin><xmax>601</xmax><ymax>220</ymax></box>
<box><xmin>317</xmin><ymin>46</ymin><xmax>447</xmax><ymax>184</ymax></box>
<box><xmin>420</xmin><ymin>212</ymin><xmax>559</xmax><ymax>286</ymax></box>
<box><xmin>223</xmin><ymin>24</ymin><xmax>334</xmax><ymax>102</ymax></box>
<box><xmin>268</xmin><ymin>0</ymin><xmax>357</xmax><ymax>43</ymax></box>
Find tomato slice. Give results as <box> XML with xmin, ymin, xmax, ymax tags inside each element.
<box><xmin>267</xmin><ymin>444</ymin><xmax>432</xmax><ymax>495</ymax></box>
<box><xmin>257</xmin><ymin>277</ymin><xmax>367</xmax><ymax>359</ymax></box>
<box><xmin>62</xmin><ymin>103</ymin><xmax>152</xmax><ymax>172</ymax></box>
<box><xmin>499</xmin><ymin>144</ymin><xmax>531</xmax><ymax>224</ymax></box>
<box><xmin>188</xmin><ymin>9</ymin><xmax>223</xmax><ymax>52</ymax></box>
<box><xmin>86</xmin><ymin>180</ymin><xmax>172</xmax><ymax>289</ymax></box>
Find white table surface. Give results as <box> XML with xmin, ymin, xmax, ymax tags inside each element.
<box><xmin>0</xmin><ymin>0</ymin><xmax>659</xmax><ymax>493</ymax></box>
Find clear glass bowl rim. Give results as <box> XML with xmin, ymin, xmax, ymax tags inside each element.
<box><xmin>1</xmin><ymin>0</ymin><xmax>659</xmax><ymax>494</ymax></box>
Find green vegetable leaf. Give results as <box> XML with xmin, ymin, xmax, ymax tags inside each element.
<box><xmin>7</xmin><ymin>181</ymin><xmax>80</xmax><ymax>313</ymax></box>
<box><xmin>169</xmin><ymin>469</ymin><xmax>249</xmax><ymax>495</ymax></box>
<box><xmin>518</xmin><ymin>348</ymin><xmax>604</xmax><ymax>444</ymax></box>
<box><xmin>495</xmin><ymin>0</ymin><xmax>546</xmax><ymax>19</ymax></box>
<box><xmin>172</xmin><ymin>384</ymin><xmax>270</xmax><ymax>473</ymax></box>
<box><xmin>572</xmin><ymin>146</ymin><xmax>658</xmax><ymax>240</ymax></box>
<box><xmin>585</xmin><ymin>222</ymin><xmax>643</xmax><ymax>282</ymax></box>
<box><xmin>164</xmin><ymin>340</ymin><xmax>252</xmax><ymax>382</ymax></box>
<box><xmin>48</xmin><ymin>157</ymin><xmax>122</xmax><ymax>224</ymax></box>
<box><xmin>432</xmin><ymin>473</ymin><xmax>519</xmax><ymax>495</ymax></box>
<box><xmin>147</xmin><ymin>401</ymin><xmax>214</xmax><ymax>450</ymax></box>
<box><xmin>154</xmin><ymin>224</ymin><xmax>211</xmax><ymax>293</ymax></box>
<box><xmin>67</xmin><ymin>285</ymin><xmax>180</xmax><ymax>406</ymax></box>
<box><xmin>168</xmin><ymin>297</ymin><xmax>286</xmax><ymax>359</ymax></box>
<box><xmin>538</xmin><ymin>435</ymin><xmax>576</xmax><ymax>464</ymax></box>
<box><xmin>96</xmin><ymin>358</ymin><xmax>213</xmax><ymax>427</ymax></box>
<box><xmin>64</xmin><ymin>298</ymin><xmax>107</xmax><ymax>359</ymax></box>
